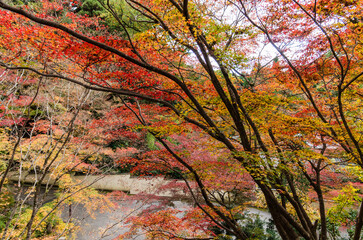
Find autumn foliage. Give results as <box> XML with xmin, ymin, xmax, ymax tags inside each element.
<box><xmin>0</xmin><ymin>0</ymin><xmax>363</xmax><ymax>239</ymax></box>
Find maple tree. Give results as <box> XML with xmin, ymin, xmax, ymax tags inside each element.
<box><xmin>0</xmin><ymin>0</ymin><xmax>362</xmax><ymax>239</ymax></box>
<box><xmin>0</xmin><ymin>53</ymin><xmax>119</xmax><ymax>239</ymax></box>
<box><xmin>0</xmin><ymin>2</ymin><xmax>178</xmax><ymax>238</ymax></box>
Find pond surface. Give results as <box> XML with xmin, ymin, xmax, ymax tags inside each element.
<box><xmin>63</xmin><ymin>199</ymin><xmax>191</xmax><ymax>240</ymax></box>
<box><xmin>64</xmin><ymin>198</ymin><xmax>272</xmax><ymax>240</ymax></box>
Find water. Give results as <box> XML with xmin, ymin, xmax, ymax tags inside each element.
<box><xmin>63</xmin><ymin>199</ymin><xmax>190</xmax><ymax>240</ymax></box>
<box><xmin>65</xmin><ymin>199</ymin><xmax>272</xmax><ymax>240</ymax></box>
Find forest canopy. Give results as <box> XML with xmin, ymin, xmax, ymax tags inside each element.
<box><xmin>0</xmin><ymin>0</ymin><xmax>362</xmax><ymax>239</ymax></box>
